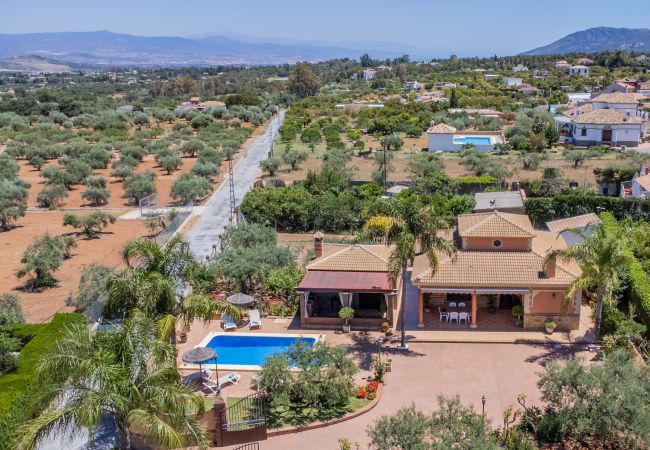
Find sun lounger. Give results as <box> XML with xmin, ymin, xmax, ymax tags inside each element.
<box><xmin>203</xmin><ymin>372</ymin><xmax>241</xmax><ymax>394</ymax></box>
<box><xmin>221</xmin><ymin>314</ymin><xmax>237</xmax><ymax>331</ymax></box>
<box><xmin>248</xmin><ymin>309</ymin><xmax>262</xmax><ymax>329</ymax></box>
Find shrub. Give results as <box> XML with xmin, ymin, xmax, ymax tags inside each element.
<box><xmin>260</xmin><ymin>157</ymin><xmax>281</xmax><ymax>176</ymax></box>
<box><xmin>0</xmin><ymin>293</ymin><xmax>24</xmax><ymax>330</ymax></box>
<box><xmin>0</xmin><ymin>314</ymin><xmax>85</xmax><ymax>448</ymax></box>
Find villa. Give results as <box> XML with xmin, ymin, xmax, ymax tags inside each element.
<box><xmin>175</xmin><ymin>97</ymin><xmax>226</xmax><ymax>112</ymax></box>
<box><xmin>426</xmin><ymin>123</ymin><xmax>504</xmax><ymax>152</ymax></box>
<box><xmin>569</xmin><ymin>65</ymin><xmax>590</xmax><ymax>76</ymax></box>
<box><xmin>411</xmin><ymin>211</ymin><xmax>582</xmax><ymax>330</ymax></box>
<box><xmin>297</xmin><ymin>234</ymin><xmax>399</xmax><ymax>330</ymax></box>
<box><xmin>555</xmin><ymin>92</ymin><xmax>649</xmax><ymax>147</ymax></box>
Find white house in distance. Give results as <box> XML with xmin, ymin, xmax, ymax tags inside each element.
<box><xmin>362</xmin><ymin>69</ymin><xmax>377</xmax><ymax>81</ymax></box>
<box><xmin>503</xmin><ymin>77</ymin><xmax>523</xmax><ymax>87</ymax></box>
<box><xmin>512</xmin><ymin>64</ymin><xmax>529</xmax><ymax>72</ymax></box>
<box><xmin>621</xmin><ymin>164</ymin><xmax>650</xmax><ymax>199</ymax></box>
<box><xmin>426</xmin><ymin>123</ymin><xmax>504</xmax><ymax>152</ymax></box>
<box><xmin>556</xmin><ymin>92</ymin><xmax>649</xmax><ymax>147</ymax></box>
<box><xmin>484</xmin><ymin>74</ymin><xmax>500</xmax><ymax>81</ymax></box>
<box><xmin>569</xmin><ymin>65</ymin><xmax>590</xmax><ymax>77</ymax></box>
<box><xmin>403</xmin><ymin>81</ymin><xmax>421</xmax><ymax>90</ymax></box>
<box><xmin>576</xmin><ymin>57</ymin><xmax>594</xmax><ymax>65</ymax></box>
<box><xmin>555</xmin><ymin>60</ymin><xmax>571</xmax><ymax>69</ymax></box>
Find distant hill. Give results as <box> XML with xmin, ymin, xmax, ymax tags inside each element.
<box><xmin>0</xmin><ymin>31</ymin><xmax>417</xmax><ymax>68</ymax></box>
<box><xmin>0</xmin><ymin>55</ymin><xmax>72</xmax><ymax>73</ymax></box>
<box><xmin>522</xmin><ymin>27</ymin><xmax>650</xmax><ymax>55</ymax></box>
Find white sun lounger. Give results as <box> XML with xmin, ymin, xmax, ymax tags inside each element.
<box><xmin>203</xmin><ymin>372</ymin><xmax>241</xmax><ymax>394</ymax></box>
<box><xmin>221</xmin><ymin>314</ymin><xmax>237</xmax><ymax>331</ymax></box>
<box><xmin>248</xmin><ymin>309</ymin><xmax>262</xmax><ymax>329</ymax></box>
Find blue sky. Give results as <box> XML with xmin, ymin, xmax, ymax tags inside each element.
<box><xmin>1</xmin><ymin>0</ymin><xmax>648</xmax><ymax>56</ymax></box>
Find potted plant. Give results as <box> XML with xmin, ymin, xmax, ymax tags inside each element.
<box><xmin>339</xmin><ymin>306</ymin><xmax>354</xmax><ymax>333</ymax></box>
<box><xmin>544</xmin><ymin>320</ymin><xmax>557</xmax><ymax>334</ymax></box>
<box><xmin>512</xmin><ymin>305</ymin><xmax>524</xmax><ymax>326</ymax></box>
<box><xmin>386</xmin><ymin>358</ymin><xmax>392</xmax><ymax>372</ymax></box>
<box><xmin>423</xmin><ymin>296</ymin><xmax>432</xmax><ymax>313</ymax></box>
<box><xmin>177</xmin><ymin>330</ymin><xmax>187</xmax><ymax>343</ymax></box>
<box><xmin>381</xmin><ymin>321</ymin><xmax>389</xmax><ymax>332</ymax></box>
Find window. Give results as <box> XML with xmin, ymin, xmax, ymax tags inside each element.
<box><xmin>581</xmin><ymin>128</ymin><xmax>587</xmax><ymax>136</ymax></box>
<box><xmin>493</xmin><ymin>239</ymin><xmax>502</xmax><ymax>248</ymax></box>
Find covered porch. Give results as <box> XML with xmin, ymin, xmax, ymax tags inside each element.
<box><xmin>416</xmin><ymin>288</ymin><xmax>529</xmax><ymax>331</ymax></box>
<box><xmin>297</xmin><ymin>270</ymin><xmax>398</xmax><ymax>330</ymax></box>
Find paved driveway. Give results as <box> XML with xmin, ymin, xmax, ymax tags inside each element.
<box><xmin>186</xmin><ymin>111</ymin><xmax>284</xmax><ymax>259</ymax></box>
<box><xmin>236</xmin><ymin>341</ymin><xmax>591</xmax><ymax>450</ymax></box>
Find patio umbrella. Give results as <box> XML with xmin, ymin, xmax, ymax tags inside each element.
<box><xmin>226</xmin><ymin>292</ymin><xmax>255</xmax><ymax>307</ymax></box>
<box><xmin>181</xmin><ymin>347</ymin><xmax>216</xmax><ymax>377</ymax></box>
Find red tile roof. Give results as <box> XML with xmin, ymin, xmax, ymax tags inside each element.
<box><xmin>297</xmin><ymin>271</ymin><xmax>393</xmax><ymax>292</ymax></box>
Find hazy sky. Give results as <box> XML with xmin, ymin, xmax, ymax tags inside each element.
<box><xmin>2</xmin><ymin>0</ymin><xmax>648</xmax><ymax>56</ymax></box>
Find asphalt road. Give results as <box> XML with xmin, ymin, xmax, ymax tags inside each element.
<box><xmin>186</xmin><ymin>111</ymin><xmax>284</xmax><ymax>260</ymax></box>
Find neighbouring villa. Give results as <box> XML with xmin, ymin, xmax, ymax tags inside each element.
<box><xmin>411</xmin><ymin>211</ymin><xmax>582</xmax><ymax>330</ymax></box>
<box><xmin>175</xmin><ymin>96</ymin><xmax>226</xmax><ymax>112</ymax></box>
<box><xmin>426</xmin><ymin>123</ymin><xmax>504</xmax><ymax>152</ymax></box>
<box><xmin>555</xmin><ymin>92</ymin><xmax>649</xmax><ymax>147</ymax></box>
<box><xmin>621</xmin><ymin>163</ymin><xmax>650</xmax><ymax>199</ymax></box>
<box><xmin>297</xmin><ymin>234</ymin><xmax>399</xmax><ymax>330</ymax></box>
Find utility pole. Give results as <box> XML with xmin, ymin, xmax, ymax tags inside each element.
<box><xmin>228</xmin><ymin>154</ymin><xmax>235</xmax><ymax>217</ymax></box>
<box><xmin>383</xmin><ymin>148</ymin><xmax>387</xmax><ymax>191</ymax></box>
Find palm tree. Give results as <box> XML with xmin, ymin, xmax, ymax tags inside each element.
<box><xmin>122</xmin><ymin>235</ymin><xmax>194</xmax><ymax>280</ymax></box>
<box><xmin>364</xmin><ymin>205</ymin><xmax>454</xmax><ymax>349</ymax></box>
<box><xmin>19</xmin><ymin>313</ymin><xmax>209</xmax><ymax>450</ymax></box>
<box><xmin>107</xmin><ymin>237</ymin><xmax>241</xmax><ymax>341</ymax></box>
<box><xmin>546</xmin><ymin>212</ymin><xmax>633</xmax><ymax>337</ymax></box>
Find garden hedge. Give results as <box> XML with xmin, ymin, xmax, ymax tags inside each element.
<box><xmin>0</xmin><ymin>313</ymin><xmax>85</xmax><ymax>449</ymax></box>
<box><xmin>628</xmin><ymin>259</ymin><xmax>650</xmax><ymax>329</ymax></box>
<box><xmin>525</xmin><ymin>195</ymin><xmax>650</xmax><ymax>227</ymax></box>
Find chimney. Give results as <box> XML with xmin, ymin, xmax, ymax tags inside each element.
<box><xmin>313</xmin><ymin>231</ymin><xmax>324</xmax><ymax>259</ymax></box>
<box><xmin>544</xmin><ymin>256</ymin><xmax>556</xmax><ymax>278</ymax></box>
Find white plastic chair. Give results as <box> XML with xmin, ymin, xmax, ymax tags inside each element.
<box><xmin>248</xmin><ymin>309</ymin><xmax>262</xmax><ymax>329</ymax></box>
<box><xmin>449</xmin><ymin>312</ymin><xmax>459</xmax><ymax>323</ymax></box>
<box><xmin>457</xmin><ymin>302</ymin><xmax>466</xmax><ymax>308</ymax></box>
<box><xmin>449</xmin><ymin>302</ymin><xmax>457</xmax><ymax>308</ymax></box>
<box><xmin>459</xmin><ymin>312</ymin><xmax>469</xmax><ymax>325</ymax></box>
<box><xmin>438</xmin><ymin>307</ymin><xmax>448</xmax><ymax>322</ymax></box>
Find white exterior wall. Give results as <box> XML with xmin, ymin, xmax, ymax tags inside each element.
<box><xmin>570</xmin><ymin>67</ymin><xmax>589</xmax><ymax>76</ymax></box>
<box><xmin>572</xmin><ymin>124</ymin><xmax>641</xmax><ymax>146</ymax></box>
<box><xmin>503</xmin><ymin>78</ymin><xmax>523</xmax><ymax>86</ymax></box>
<box><xmin>631</xmin><ymin>180</ymin><xmax>649</xmax><ymax>198</ymax></box>
<box><xmin>427</xmin><ymin>133</ymin><xmax>454</xmax><ymax>151</ymax></box>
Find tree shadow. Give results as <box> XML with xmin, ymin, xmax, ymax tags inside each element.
<box><xmin>518</xmin><ymin>340</ymin><xmax>590</xmax><ymax>367</ymax></box>
<box><xmin>348</xmin><ymin>331</ymin><xmax>425</xmax><ymax>371</ymax></box>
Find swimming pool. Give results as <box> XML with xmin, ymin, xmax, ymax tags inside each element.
<box><xmin>195</xmin><ymin>333</ymin><xmax>322</xmax><ymax>369</ymax></box>
<box><xmin>453</xmin><ymin>136</ymin><xmax>493</xmax><ymax>145</ymax></box>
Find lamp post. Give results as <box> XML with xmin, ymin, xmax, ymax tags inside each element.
<box><xmin>214</xmin><ymin>353</ymin><xmax>221</xmax><ymax>397</ymax></box>
<box><xmin>481</xmin><ymin>395</ymin><xmax>486</xmax><ymax>418</ymax></box>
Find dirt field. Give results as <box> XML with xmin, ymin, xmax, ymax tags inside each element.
<box><xmin>265</xmin><ymin>149</ymin><xmax>634</xmax><ymax>188</ymax></box>
<box><xmin>0</xmin><ymin>211</ymin><xmax>149</xmax><ymax>323</ymax></box>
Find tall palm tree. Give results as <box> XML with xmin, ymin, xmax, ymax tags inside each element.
<box><xmin>546</xmin><ymin>212</ymin><xmax>634</xmax><ymax>337</ymax></box>
<box><xmin>19</xmin><ymin>313</ymin><xmax>209</xmax><ymax>450</ymax></box>
<box><xmin>107</xmin><ymin>237</ymin><xmax>241</xmax><ymax>341</ymax></box>
<box><xmin>364</xmin><ymin>205</ymin><xmax>454</xmax><ymax>348</ymax></box>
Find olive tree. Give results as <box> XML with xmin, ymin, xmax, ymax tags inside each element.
<box><xmin>170</xmin><ymin>174</ymin><xmax>212</xmax><ymax>203</ymax></box>
<box><xmin>282</xmin><ymin>148</ymin><xmax>308</xmax><ymax>171</ymax></box>
<box><xmin>191</xmin><ymin>161</ymin><xmax>220</xmax><ymax>180</ymax></box>
<box><xmin>123</xmin><ymin>172</ymin><xmax>156</xmax><ymax>204</ymax></box>
<box><xmin>16</xmin><ymin>233</ymin><xmax>75</xmax><ymax>288</ymax></box>
<box><xmin>110</xmin><ymin>164</ymin><xmax>133</xmax><ymax>182</ymax></box>
<box><xmin>0</xmin><ymin>179</ymin><xmax>28</xmax><ymax>230</ymax></box>
<box><xmin>180</xmin><ymin>139</ymin><xmax>205</xmax><ymax>158</ymax></box>
<box><xmin>159</xmin><ymin>153</ymin><xmax>182</xmax><ymax>175</ymax></box>
<box><xmin>260</xmin><ymin>157</ymin><xmax>281</xmax><ymax>176</ymax></box>
<box><xmin>36</xmin><ymin>184</ymin><xmax>68</xmax><ymax>209</ymax></box>
<box><xmin>63</xmin><ymin>212</ymin><xmax>116</xmax><ymax>237</ymax></box>
<box><xmin>81</xmin><ymin>176</ymin><xmax>110</xmax><ymax>206</ymax></box>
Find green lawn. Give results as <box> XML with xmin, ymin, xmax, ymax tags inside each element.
<box><xmin>225</xmin><ymin>395</ymin><xmax>372</xmax><ymax>429</ymax></box>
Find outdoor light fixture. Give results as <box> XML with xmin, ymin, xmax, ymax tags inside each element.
<box><xmin>481</xmin><ymin>395</ymin><xmax>486</xmax><ymax>417</ymax></box>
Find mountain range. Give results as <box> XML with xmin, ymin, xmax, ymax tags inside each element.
<box><xmin>0</xmin><ymin>31</ymin><xmax>424</xmax><ymax>70</ymax></box>
<box><xmin>1</xmin><ymin>28</ymin><xmax>649</xmax><ymax>72</ymax></box>
<box><xmin>522</xmin><ymin>27</ymin><xmax>650</xmax><ymax>55</ymax></box>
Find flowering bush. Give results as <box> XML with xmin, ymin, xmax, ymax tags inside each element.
<box><xmin>357</xmin><ymin>386</ymin><xmax>367</xmax><ymax>399</ymax></box>
<box><xmin>366</xmin><ymin>380</ymin><xmax>379</xmax><ymax>393</ymax></box>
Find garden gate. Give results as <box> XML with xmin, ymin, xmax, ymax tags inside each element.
<box><xmin>213</xmin><ymin>392</ymin><xmax>268</xmax><ymax>447</ymax></box>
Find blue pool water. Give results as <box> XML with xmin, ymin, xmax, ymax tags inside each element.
<box><xmin>205</xmin><ymin>335</ymin><xmax>316</xmax><ymax>366</ymax></box>
<box><xmin>453</xmin><ymin>136</ymin><xmax>492</xmax><ymax>145</ymax></box>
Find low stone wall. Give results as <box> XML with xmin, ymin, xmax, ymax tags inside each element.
<box><xmin>524</xmin><ymin>313</ymin><xmax>580</xmax><ymax>330</ymax></box>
